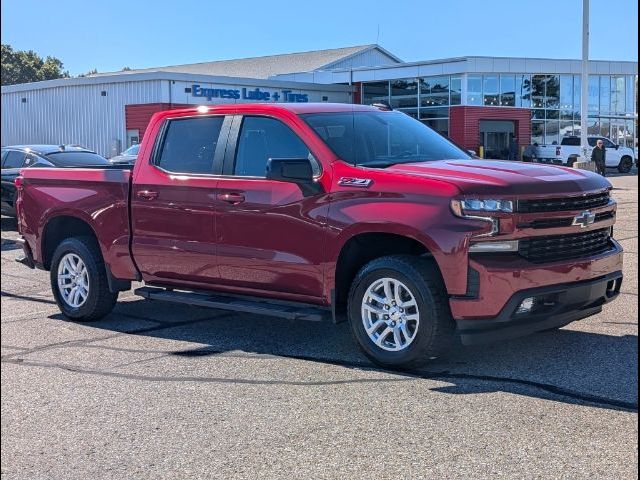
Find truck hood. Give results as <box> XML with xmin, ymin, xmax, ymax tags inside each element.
<box><xmin>385</xmin><ymin>160</ymin><xmax>611</xmax><ymax>196</ymax></box>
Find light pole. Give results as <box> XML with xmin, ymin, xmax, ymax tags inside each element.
<box><xmin>580</xmin><ymin>0</ymin><xmax>590</xmax><ymax>160</ymax></box>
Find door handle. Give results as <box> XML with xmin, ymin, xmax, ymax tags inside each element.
<box><xmin>218</xmin><ymin>192</ymin><xmax>245</xmax><ymax>204</ymax></box>
<box><xmin>136</xmin><ymin>190</ymin><xmax>158</xmax><ymax>201</ymax></box>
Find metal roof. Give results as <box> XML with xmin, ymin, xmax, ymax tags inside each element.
<box><xmin>87</xmin><ymin>45</ymin><xmax>402</xmax><ymax>80</ymax></box>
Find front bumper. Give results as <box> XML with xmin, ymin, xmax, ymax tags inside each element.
<box><xmin>456</xmin><ymin>271</ymin><xmax>623</xmax><ymax>345</ymax></box>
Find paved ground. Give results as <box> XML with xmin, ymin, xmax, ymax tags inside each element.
<box><xmin>1</xmin><ymin>174</ymin><xmax>638</xmax><ymax>479</ymax></box>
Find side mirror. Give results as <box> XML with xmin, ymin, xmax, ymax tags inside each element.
<box><xmin>614</xmin><ymin>144</ymin><xmax>620</xmax><ymax>150</ymax></box>
<box><xmin>266</xmin><ymin>158</ymin><xmax>322</xmax><ymax>196</ymax></box>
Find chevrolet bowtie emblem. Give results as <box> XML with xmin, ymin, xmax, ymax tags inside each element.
<box><xmin>572</xmin><ymin>211</ymin><xmax>596</xmax><ymax>228</ymax></box>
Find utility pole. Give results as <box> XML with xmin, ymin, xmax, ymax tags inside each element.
<box><xmin>580</xmin><ymin>0</ymin><xmax>590</xmax><ymax>160</ymax></box>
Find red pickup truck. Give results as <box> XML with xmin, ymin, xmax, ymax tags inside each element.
<box><xmin>14</xmin><ymin>103</ymin><xmax>623</xmax><ymax>368</ymax></box>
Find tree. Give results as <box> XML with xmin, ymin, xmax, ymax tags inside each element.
<box><xmin>78</xmin><ymin>69</ymin><xmax>98</xmax><ymax>77</ymax></box>
<box><xmin>1</xmin><ymin>44</ymin><xmax>69</xmax><ymax>86</ymax></box>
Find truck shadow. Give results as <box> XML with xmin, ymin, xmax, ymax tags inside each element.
<box><xmin>50</xmin><ymin>298</ymin><xmax>638</xmax><ymax>412</ymax></box>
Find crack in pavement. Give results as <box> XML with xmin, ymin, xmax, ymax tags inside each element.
<box><xmin>2</xmin><ymin>343</ymin><xmax>637</xmax><ymax>412</ymax></box>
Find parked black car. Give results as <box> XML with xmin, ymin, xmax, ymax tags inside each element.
<box><xmin>1</xmin><ymin>145</ymin><xmax>110</xmax><ymax>216</ymax></box>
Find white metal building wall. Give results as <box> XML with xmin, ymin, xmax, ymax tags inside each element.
<box><xmin>324</xmin><ymin>49</ymin><xmax>400</xmax><ymax>71</ymax></box>
<box><xmin>1</xmin><ymin>80</ymin><xmax>164</xmax><ymax>157</ymax></box>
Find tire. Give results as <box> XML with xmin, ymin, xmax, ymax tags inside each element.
<box><xmin>618</xmin><ymin>156</ymin><xmax>633</xmax><ymax>174</ymax></box>
<box><xmin>567</xmin><ymin>156</ymin><xmax>578</xmax><ymax>168</ymax></box>
<box><xmin>347</xmin><ymin>255</ymin><xmax>455</xmax><ymax>369</ymax></box>
<box><xmin>50</xmin><ymin>236</ymin><xmax>118</xmax><ymax>321</ymax></box>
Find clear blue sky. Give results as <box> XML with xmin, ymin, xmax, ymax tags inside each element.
<box><xmin>1</xmin><ymin>0</ymin><xmax>637</xmax><ymax>76</ymax></box>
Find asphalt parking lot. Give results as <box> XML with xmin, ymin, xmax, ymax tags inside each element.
<box><xmin>1</xmin><ymin>174</ymin><xmax>638</xmax><ymax>479</ymax></box>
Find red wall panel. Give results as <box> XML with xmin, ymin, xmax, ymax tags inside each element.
<box><xmin>450</xmin><ymin>106</ymin><xmax>531</xmax><ymax>155</ymax></box>
<box><xmin>125</xmin><ymin>103</ymin><xmax>190</xmax><ymax>141</ymax></box>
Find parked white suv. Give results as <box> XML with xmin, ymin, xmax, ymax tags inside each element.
<box><xmin>532</xmin><ymin>136</ymin><xmax>635</xmax><ymax>173</ymax></box>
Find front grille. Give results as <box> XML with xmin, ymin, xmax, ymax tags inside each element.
<box><xmin>518</xmin><ymin>191</ymin><xmax>610</xmax><ymax>213</ymax></box>
<box><xmin>521</xmin><ymin>211</ymin><xmax>615</xmax><ymax>229</ymax></box>
<box><xmin>519</xmin><ymin>228</ymin><xmax>613</xmax><ymax>263</ymax></box>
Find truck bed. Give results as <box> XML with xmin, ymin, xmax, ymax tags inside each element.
<box><xmin>17</xmin><ymin>167</ymin><xmax>138</xmax><ymax>280</ymax></box>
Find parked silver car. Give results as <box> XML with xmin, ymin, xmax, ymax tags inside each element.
<box><xmin>109</xmin><ymin>144</ymin><xmax>139</xmax><ymax>165</ymax></box>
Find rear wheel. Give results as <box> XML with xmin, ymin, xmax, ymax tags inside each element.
<box><xmin>567</xmin><ymin>156</ymin><xmax>578</xmax><ymax>168</ymax></box>
<box><xmin>347</xmin><ymin>255</ymin><xmax>455</xmax><ymax>369</ymax></box>
<box><xmin>50</xmin><ymin>237</ymin><xmax>117</xmax><ymax>321</ymax></box>
<box><xmin>618</xmin><ymin>156</ymin><xmax>633</xmax><ymax>174</ymax></box>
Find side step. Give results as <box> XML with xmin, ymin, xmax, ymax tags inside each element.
<box><xmin>134</xmin><ymin>286</ymin><xmax>331</xmax><ymax>322</ymax></box>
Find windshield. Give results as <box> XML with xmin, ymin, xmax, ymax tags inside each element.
<box><xmin>302</xmin><ymin>111</ymin><xmax>470</xmax><ymax>167</ymax></box>
<box><xmin>45</xmin><ymin>152</ymin><xmax>109</xmax><ymax>166</ymax></box>
<box><xmin>122</xmin><ymin>144</ymin><xmax>140</xmax><ymax>156</ymax></box>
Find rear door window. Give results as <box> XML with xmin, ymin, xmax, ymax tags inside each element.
<box><xmin>561</xmin><ymin>137</ymin><xmax>580</xmax><ymax>146</ymax></box>
<box><xmin>156</xmin><ymin>116</ymin><xmax>226</xmax><ymax>174</ymax></box>
<box><xmin>2</xmin><ymin>151</ymin><xmax>27</xmax><ymax>169</ymax></box>
<box><xmin>233</xmin><ymin>116</ymin><xmax>310</xmax><ymax>177</ymax></box>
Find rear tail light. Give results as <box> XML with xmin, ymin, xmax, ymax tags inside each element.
<box><xmin>14</xmin><ymin>176</ymin><xmax>24</xmax><ymax>190</ymax></box>
<box><xmin>556</xmin><ymin>146</ymin><xmax>561</xmax><ymax>156</ymax></box>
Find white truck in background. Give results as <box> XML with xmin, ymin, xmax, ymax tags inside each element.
<box><xmin>531</xmin><ymin>136</ymin><xmax>635</xmax><ymax>173</ymax></box>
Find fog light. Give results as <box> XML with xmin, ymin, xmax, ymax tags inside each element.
<box><xmin>516</xmin><ymin>297</ymin><xmax>535</xmax><ymax>314</ymax></box>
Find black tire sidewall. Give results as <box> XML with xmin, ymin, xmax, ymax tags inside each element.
<box><xmin>618</xmin><ymin>157</ymin><xmax>632</xmax><ymax>173</ymax></box>
<box><xmin>348</xmin><ymin>263</ymin><xmax>440</xmax><ymax>368</ymax></box>
<box><xmin>50</xmin><ymin>238</ymin><xmax>107</xmax><ymax>320</ymax></box>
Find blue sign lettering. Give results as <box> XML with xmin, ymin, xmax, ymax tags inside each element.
<box><xmin>190</xmin><ymin>84</ymin><xmax>308</xmax><ymax>103</ymax></box>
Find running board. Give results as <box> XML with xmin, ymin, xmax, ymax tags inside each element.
<box><xmin>134</xmin><ymin>286</ymin><xmax>330</xmax><ymax>322</ymax></box>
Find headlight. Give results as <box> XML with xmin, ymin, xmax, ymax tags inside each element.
<box><xmin>459</xmin><ymin>199</ymin><xmax>514</xmax><ymax>213</ymax></box>
<box><xmin>450</xmin><ymin>199</ymin><xmax>513</xmax><ymax>238</ymax></box>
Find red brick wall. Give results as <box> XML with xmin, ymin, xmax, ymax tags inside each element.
<box><xmin>449</xmin><ymin>106</ymin><xmax>531</xmax><ymax>153</ymax></box>
<box><xmin>125</xmin><ymin>103</ymin><xmax>190</xmax><ymax>141</ymax></box>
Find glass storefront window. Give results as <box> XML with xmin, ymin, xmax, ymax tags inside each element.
<box><xmin>545</xmin><ymin>120</ymin><xmax>560</xmax><ymax>145</ymax></box>
<box><xmin>516</xmin><ymin>74</ymin><xmax>531</xmax><ymax>107</ymax></box>
<box><xmin>611</xmin><ymin>76</ymin><xmax>625</xmax><ymax>114</ymax></box>
<box><xmin>532</xmin><ymin>109</ymin><xmax>545</xmax><ymax>120</ymax></box>
<box><xmin>573</xmin><ymin>75</ymin><xmax>581</xmax><ymax>117</ymax></box>
<box><xmin>450</xmin><ymin>76</ymin><xmax>462</xmax><ymax>105</ymax></box>
<box><xmin>499</xmin><ymin>75</ymin><xmax>515</xmax><ymax>107</ymax></box>
<box><xmin>390</xmin><ymin>79</ymin><xmax>418</xmax><ymax>109</ymax></box>
<box><xmin>467</xmin><ymin>75</ymin><xmax>483</xmax><ymax>105</ymax></box>
<box><xmin>545</xmin><ymin>75</ymin><xmax>560</xmax><ymax>109</ymax></box>
<box><xmin>398</xmin><ymin>109</ymin><xmax>419</xmax><ymax>119</ymax></box>
<box><xmin>423</xmin><ymin>119</ymin><xmax>449</xmax><ymax>136</ymax></box>
<box><xmin>599</xmin><ymin>76</ymin><xmax>611</xmax><ymax>115</ymax></box>
<box><xmin>532</xmin><ymin>121</ymin><xmax>544</xmax><ymax>145</ymax></box>
<box><xmin>588</xmin><ymin>76</ymin><xmax>599</xmax><ymax>113</ymax></box>
<box><xmin>599</xmin><ymin>118</ymin><xmax>610</xmax><ymax>139</ymax></box>
<box><xmin>420</xmin><ymin>76</ymin><xmax>449</xmax><ymax>107</ymax></box>
<box><xmin>625</xmin><ymin>76</ymin><xmax>635</xmax><ymax>114</ymax></box>
<box><xmin>560</xmin><ymin>110</ymin><xmax>573</xmax><ymax>120</ymax></box>
<box><xmin>419</xmin><ymin>107</ymin><xmax>449</xmax><ymax>119</ymax></box>
<box><xmin>483</xmin><ymin>75</ymin><xmax>499</xmax><ymax>106</ymax></box>
<box><xmin>362</xmin><ymin>81</ymin><xmax>389</xmax><ymax>106</ymax></box>
<box><xmin>559</xmin><ymin>75</ymin><xmax>573</xmax><ymax>111</ymax></box>
<box><xmin>531</xmin><ymin>75</ymin><xmax>546</xmax><ymax>108</ymax></box>
<box><xmin>546</xmin><ymin>110</ymin><xmax>559</xmax><ymax>120</ymax></box>
<box><xmin>560</xmin><ymin>120</ymin><xmax>575</xmax><ymax>138</ymax></box>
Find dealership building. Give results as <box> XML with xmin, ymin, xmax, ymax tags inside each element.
<box><xmin>1</xmin><ymin>44</ymin><xmax>637</xmax><ymax>159</ymax></box>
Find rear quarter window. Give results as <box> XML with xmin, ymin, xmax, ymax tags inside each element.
<box><xmin>45</xmin><ymin>152</ymin><xmax>109</xmax><ymax>166</ymax></box>
<box><xmin>156</xmin><ymin>116</ymin><xmax>225</xmax><ymax>174</ymax></box>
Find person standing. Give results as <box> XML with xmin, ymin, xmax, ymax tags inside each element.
<box><xmin>591</xmin><ymin>139</ymin><xmax>607</xmax><ymax>176</ymax></box>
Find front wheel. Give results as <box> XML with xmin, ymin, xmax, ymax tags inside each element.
<box><xmin>618</xmin><ymin>156</ymin><xmax>633</xmax><ymax>174</ymax></box>
<box><xmin>50</xmin><ymin>237</ymin><xmax>118</xmax><ymax>321</ymax></box>
<box><xmin>347</xmin><ymin>255</ymin><xmax>455</xmax><ymax>369</ymax></box>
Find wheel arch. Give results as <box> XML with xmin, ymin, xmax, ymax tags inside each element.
<box><xmin>328</xmin><ymin>226</ymin><xmax>445</xmax><ymax>319</ymax></box>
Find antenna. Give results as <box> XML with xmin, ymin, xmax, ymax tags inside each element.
<box><xmin>376</xmin><ymin>24</ymin><xmax>380</xmax><ymax>44</ymax></box>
